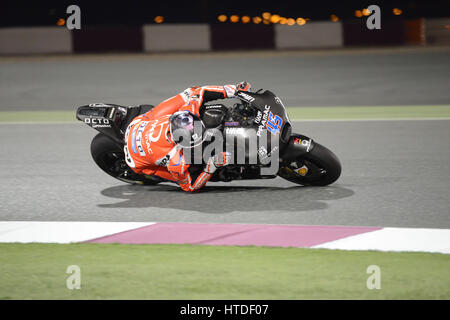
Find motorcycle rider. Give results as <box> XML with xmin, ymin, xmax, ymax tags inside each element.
<box><xmin>124</xmin><ymin>82</ymin><xmax>251</xmax><ymax>192</ymax></box>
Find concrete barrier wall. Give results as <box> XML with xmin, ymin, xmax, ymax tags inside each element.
<box><xmin>426</xmin><ymin>18</ymin><xmax>450</xmax><ymax>45</ymax></box>
<box><xmin>210</xmin><ymin>24</ymin><xmax>274</xmax><ymax>50</ymax></box>
<box><xmin>275</xmin><ymin>22</ymin><xmax>343</xmax><ymax>49</ymax></box>
<box><xmin>405</xmin><ymin>18</ymin><xmax>426</xmax><ymax>45</ymax></box>
<box><xmin>143</xmin><ymin>24</ymin><xmax>210</xmax><ymax>52</ymax></box>
<box><xmin>72</xmin><ymin>27</ymin><xmax>143</xmax><ymax>53</ymax></box>
<box><xmin>0</xmin><ymin>18</ymin><xmax>448</xmax><ymax>55</ymax></box>
<box><xmin>343</xmin><ymin>20</ymin><xmax>406</xmax><ymax>46</ymax></box>
<box><xmin>0</xmin><ymin>27</ymin><xmax>72</xmax><ymax>54</ymax></box>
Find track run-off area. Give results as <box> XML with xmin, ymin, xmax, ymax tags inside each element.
<box><xmin>0</xmin><ymin>47</ymin><xmax>449</xmax><ymax>299</ymax></box>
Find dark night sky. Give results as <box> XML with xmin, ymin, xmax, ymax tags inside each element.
<box><xmin>0</xmin><ymin>0</ymin><xmax>448</xmax><ymax>27</ymax></box>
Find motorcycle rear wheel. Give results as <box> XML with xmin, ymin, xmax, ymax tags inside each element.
<box><xmin>90</xmin><ymin>133</ymin><xmax>162</xmax><ymax>185</ymax></box>
<box><xmin>278</xmin><ymin>142</ymin><xmax>341</xmax><ymax>186</ymax></box>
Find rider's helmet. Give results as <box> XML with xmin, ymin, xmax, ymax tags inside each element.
<box><xmin>169</xmin><ymin>111</ymin><xmax>205</xmax><ymax>148</ymax></box>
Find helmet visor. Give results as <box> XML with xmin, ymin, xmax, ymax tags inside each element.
<box><xmin>172</xmin><ymin>113</ymin><xmax>194</xmax><ymax>131</ymax></box>
<box><xmin>170</xmin><ymin>111</ymin><xmax>205</xmax><ymax>148</ymax></box>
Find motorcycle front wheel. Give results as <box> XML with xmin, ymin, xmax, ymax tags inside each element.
<box><xmin>278</xmin><ymin>142</ymin><xmax>341</xmax><ymax>186</ymax></box>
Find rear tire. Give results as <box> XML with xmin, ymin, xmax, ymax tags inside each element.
<box><xmin>90</xmin><ymin>133</ymin><xmax>161</xmax><ymax>185</ymax></box>
<box><xmin>278</xmin><ymin>142</ymin><xmax>341</xmax><ymax>186</ymax></box>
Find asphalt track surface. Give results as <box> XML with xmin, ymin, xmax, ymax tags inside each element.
<box><xmin>1</xmin><ymin>46</ymin><xmax>450</xmax><ymax>111</ymax></box>
<box><xmin>1</xmin><ymin>47</ymin><xmax>449</xmax><ymax>228</ymax></box>
<box><xmin>0</xmin><ymin>118</ymin><xmax>449</xmax><ymax>228</ymax></box>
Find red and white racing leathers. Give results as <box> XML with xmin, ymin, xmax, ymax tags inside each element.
<box><xmin>124</xmin><ymin>83</ymin><xmax>250</xmax><ymax>192</ymax></box>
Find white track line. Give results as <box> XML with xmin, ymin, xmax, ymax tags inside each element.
<box><xmin>0</xmin><ymin>221</ymin><xmax>154</xmax><ymax>243</ymax></box>
<box><xmin>0</xmin><ymin>222</ymin><xmax>449</xmax><ymax>254</ymax></box>
<box><xmin>313</xmin><ymin>227</ymin><xmax>450</xmax><ymax>254</ymax></box>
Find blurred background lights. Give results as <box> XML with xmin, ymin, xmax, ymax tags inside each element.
<box><xmin>270</xmin><ymin>14</ymin><xmax>280</xmax><ymax>23</ymax></box>
<box><xmin>56</xmin><ymin>18</ymin><xmax>65</xmax><ymax>26</ymax></box>
<box><xmin>355</xmin><ymin>10</ymin><xmax>363</xmax><ymax>18</ymax></box>
<box><xmin>296</xmin><ymin>17</ymin><xmax>306</xmax><ymax>25</ymax></box>
<box><xmin>154</xmin><ymin>16</ymin><xmax>164</xmax><ymax>23</ymax></box>
<box><xmin>287</xmin><ymin>18</ymin><xmax>295</xmax><ymax>26</ymax></box>
<box><xmin>262</xmin><ymin>12</ymin><xmax>271</xmax><ymax>20</ymax></box>
<box><xmin>330</xmin><ymin>14</ymin><xmax>339</xmax><ymax>22</ymax></box>
<box><xmin>279</xmin><ymin>17</ymin><xmax>288</xmax><ymax>25</ymax></box>
<box><xmin>393</xmin><ymin>8</ymin><xmax>403</xmax><ymax>15</ymax></box>
<box><xmin>362</xmin><ymin>8</ymin><xmax>371</xmax><ymax>16</ymax></box>
<box><xmin>242</xmin><ymin>16</ymin><xmax>250</xmax><ymax>23</ymax></box>
<box><xmin>217</xmin><ymin>14</ymin><xmax>227</xmax><ymax>22</ymax></box>
<box><xmin>230</xmin><ymin>15</ymin><xmax>239</xmax><ymax>23</ymax></box>
<box><xmin>252</xmin><ymin>16</ymin><xmax>262</xmax><ymax>24</ymax></box>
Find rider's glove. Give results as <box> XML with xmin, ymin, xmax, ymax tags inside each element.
<box><xmin>236</xmin><ymin>81</ymin><xmax>251</xmax><ymax>92</ymax></box>
<box><xmin>204</xmin><ymin>152</ymin><xmax>232</xmax><ymax>174</ymax></box>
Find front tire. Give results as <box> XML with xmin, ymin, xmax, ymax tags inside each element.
<box><xmin>90</xmin><ymin>133</ymin><xmax>161</xmax><ymax>185</ymax></box>
<box><xmin>278</xmin><ymin>142</ymin><xmax>341</xmax><ymax>186</ymax></box>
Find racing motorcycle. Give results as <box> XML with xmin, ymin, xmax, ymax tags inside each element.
<box><xmin>76</xmin><ymin>89</ymin><xmax>341</xmax><ymax>187</ymax></box>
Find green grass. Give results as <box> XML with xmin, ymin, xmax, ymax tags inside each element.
<box><xmin>1</xmin><ymin>105</ymin><xmax>450</xmax><ymax>122</ymax></box>
<box><xmin>0</xmin><ymin>111</ymin><xmax>77</xmax><ymax>122</ymax></box>
<box><xmin>0</xmin><ymin>243</ymin><xmax>448</xmax><ymax>300</ymax></box>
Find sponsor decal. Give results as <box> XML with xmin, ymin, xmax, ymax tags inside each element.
<box><xmin>125</xmin><ymin>119</ymin><xmax>139</xmax><ymax>143</ymax></box>
<box><xmin>156</xmin><ymin>155</ymin><xmax>170</xmax><ymax>167</ymax></box>
<box><xmin>135</xmin><ymin>121</ymin><xmax>148</xmax><ymax>156</ymax></box>
<box><xmin>107</xmin><ymin>108</ymin><xmax>115</xmax><ymax>119</ymax></box>
<box><xmin>144</xmin><ymin>135</ymin><xmax>153</xmax><ymax>154</ymax></box>
<box><xmin>224</xmin><ymin>121</ymin><xmax>240</xmax><ymax>126</ymax></box>
<box><xmin>266</xmin><ymin>111</ymin><xmax>283</xmax><ymax>135</ymax></box>
<box><xmin>147</xmin><ymin>120</ymin><xmax>168</xmax><ymax>143</ymax></box>
<box><xmin>143</xmin><ymin>119</ymin><xmax>169</xmax><ymax>154</ymax></box>
<box><xmin>181</xmin><ymin>88</ymin><xmax>192</xmax><ymax>103</ymax></box>
<box><xmin>274</xmin><ymin>96</ymin><xmax>285</xmax><ymax>107</ymax></box>
<box><xmin>224</xmin><ymin>85</ymin><xmax>235</xmax><ymax>97</ymax></box>
<box><xmin>258</xmin><ymin>146</ymin><xmax>268</xmax><ymax>157</ymax></box>
<box><xmin>258</xmin><ymin>145</ymin><xmax>279</xmax><ymax>161</ymax></box>
<box><xmin>190</xmin><ymin>132</ymin><xmax>203</xmax><ymax>145</ymax></box>
<box><xmin>182</xmin><ymin>88</ymin><xmax>200</xmax><ymax>103</ymax></box>
<box><xmin>256</xmin><ymin>105</ymin><xmax>271</xmax><ymax>137</ymax></box>
<box><xmin>123</xmin><ymin>145</ymin><xmax>135</xmax><ymax>168</ymax></box>
<box><xmin>225</xmin><ymin>127</ymin><xmax>246</xmax><ymax>135</ymax></box>
<box><xmin>237</xmin><ymin>92</ymin><xmax>255</xmax><ymax>103</ymax></box>
<box><xmin>295</xmin><ymin>165</ymin><xmax>308</xmax><ymax>176</ymax></box>
<box><xmin>205</xmin><ymin>105</ymin><xmax>223</xmax><ymax>110</ymax></box>
<box><xmin>304</xmin><ymin>139</ymin><xmax>312</xmax><ymax>152</ymax></box>
<box><xmin>293</xmin><ymin>137</ymin><xmax>312</xmax><ymax>152</ymax></box>
<box><xmin>254</xmin><ymin>110</ymin><xmax>262</xmax><ymax>124</ymax></box>
<box><xmin>84</xmin><ymin>117</ymin><xmax>110</xmax><ymax>128</ymax></box>
<box><xmin>131</xmin><ymin>125</ymin><xmax>138</xmax><ymax>154</ymax></box>
<box><xmin>156</xmin><ymin>146</ymin><xmax>178</xmax><ymax>167</ymax></box>
<box><xmin>88</xmin><ymin>103</ymin><xmax>109</xmax><ymax>108</ymax></box>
